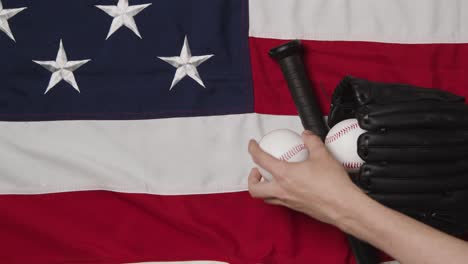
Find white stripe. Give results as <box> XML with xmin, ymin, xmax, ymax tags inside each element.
<box><xmin>249</xmin><ymin>0</ymin><xmax>468</xmax><ymax>43</ymax></box>
<box><xmin>0</xmin><ymin>114</ymin><xmax>302</xmax><ymax>195</ymax></box>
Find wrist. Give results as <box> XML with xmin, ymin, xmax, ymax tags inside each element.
<box><xmin>333</xmin><ymin>186</ymin><xmax>370</xmax><ymax>233</ymax></box>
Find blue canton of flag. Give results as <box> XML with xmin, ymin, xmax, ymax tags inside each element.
<box><xmin>0</xmin><ymin>0</ymin><xmax>253</xmax><ymax>121</ymax></box>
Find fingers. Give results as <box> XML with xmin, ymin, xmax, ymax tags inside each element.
<box><xmin>248</xmin><ymin>167</ymin><xmax>262</xmax><ymax>185</ymax></box>
<box><xmin>248</xmin><ymin>169</ymin><xmax>286</xmax><ymax>207</ymax></box>
<box><xmin>248</xmin><ymin>139</ymin><xmax>287</xmax><ymax>178</ymax></box>
<box><xmin>302</xmin><ymin>130</ymin><xmax>327</xmax><ymax>160</ymax></box>
<box><xmin>248</xmin><ymin>168</ymin><xmax>278</xmax><ymax>199</ymax></box>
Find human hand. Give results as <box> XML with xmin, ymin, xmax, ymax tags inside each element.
<box><xmin>248</xmin><ymin>130</ymin><xmax>364</xmax><ymax>226</ymax></box>
<box><xmin>249</xmin><ymin>131</ymin><xmax>468</xmax><ymax>264</ymax></box>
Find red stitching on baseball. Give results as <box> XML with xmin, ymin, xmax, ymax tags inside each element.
<box><xmin>325</xmin><ymin>123</ymin><xmax>360</xmax><ymax>144</ymax></box>
<box><xmin>342</xmin><ymin>162</ymin><xmax>363</xmax><ymax>169</ymax></box>
<box><xmin>279</xmin><ymin>144</ymin><xmax>307</xmax><ymax>161</ymax></box>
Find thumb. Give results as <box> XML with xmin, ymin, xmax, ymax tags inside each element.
<box><xmin>302</xmin><ymin>130</ymin><xmax>327</xmax><ymax>159</ymax></box>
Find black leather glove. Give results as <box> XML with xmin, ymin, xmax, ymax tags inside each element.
<box><xmin>328</xmin><ymin>76</ymin><xmax>468</xmax><ymax>236</ymax></box>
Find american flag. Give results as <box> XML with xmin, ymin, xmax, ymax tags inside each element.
<box><xmin>1</xmin><ymin>0</ymin><xmax>467</xmax><ymax>263</ymax></box>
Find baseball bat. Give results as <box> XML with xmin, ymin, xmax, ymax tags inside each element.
<box><xmin>269</xmin><ymin>40</ymin><xmax>379</xmax><ymax>264</ymax></box>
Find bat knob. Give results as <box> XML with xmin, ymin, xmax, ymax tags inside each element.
<box><xmin>269</xmin><ymin>40</ymin><xmax>302</xmax><ymax>61</ymax></box>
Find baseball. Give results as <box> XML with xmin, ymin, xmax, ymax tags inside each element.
<box><xmin>256</xmin><ymin>129</ymin><xmax>309</xmax><ymax>181</ymax></box>
<box><xmin>325</xmin><ymin>119</ymin><xmax>367</xmax><ymax>173</ymax></box>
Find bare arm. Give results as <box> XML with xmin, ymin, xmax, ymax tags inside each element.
<box><xmin>248</xmin><ymin>131</ymin><xmax>468</xmax><ymax>264</ymax></box>
<box><xmin>337</xmin><ymin>182</ymin><xmax>468</xmax><ymax>264</ymax></box>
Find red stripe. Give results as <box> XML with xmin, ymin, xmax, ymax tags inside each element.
<box><xmin>0</xmin><ymin>191</ymin><xmax>353</xmax><ymax>264</ymax></box>
<box><xmin>250</xmin><ymin>37</ymin><xmax>468</xmax><ymax>115</ymax></box>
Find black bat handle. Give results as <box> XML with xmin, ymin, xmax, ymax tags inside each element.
<box><xmin>348</xmin><ymin>237</ymin><xmax>379</xmax><ymax>264</ymax></box>
<box><xmin>269</xmin><ymin>40</ymin><xmax>328</xmax><ymax>140</ymax></box>
<box><xmin>269</xmin><ymin>40</ymin><xmax>378</xmax><ymax>264</ymax></box>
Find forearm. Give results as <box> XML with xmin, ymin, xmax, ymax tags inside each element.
<box><xmin>335</xmin><ymin>187</ymin><xmax>468</xmax><ymax>264</ymax></box>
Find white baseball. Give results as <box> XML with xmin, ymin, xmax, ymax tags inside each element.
<box><xmin>325</xmin><ymin>119</ymin><xmax>366</xmax><ymax>173</ymax></box>
<box><xmin>257</xmin><ymin>129</ymin><xmax>309</xmax><ymax>181</ymax></box>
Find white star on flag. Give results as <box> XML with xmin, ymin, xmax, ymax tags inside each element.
<box><xmin>158</xmin><ymin>36</ymin><xmax>214</xmax><ymax>90</ymax></box>
<box><xmin>0</xmin><ymin>0</ymin><xmax>27</xmax><ymax>42</ymax></box>
<box><xmin>33</xmin><ymin>40</ymin><xmax>91</xmax><ymax>94</ymax></box>
<box><xmin>96</xmin><ymin>0</ymin><xmax>151</xmax><ymax>40</ymax></box>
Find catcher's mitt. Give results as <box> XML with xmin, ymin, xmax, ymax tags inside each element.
<box><xmin>328</xmin><ymin>76</ymin><xmax>468</xmax><ymax>236</ymax></box>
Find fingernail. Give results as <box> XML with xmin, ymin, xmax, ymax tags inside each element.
<box><xmin>248</xmin><ymin>139</ymin><xmax>256</xmax><ymax>152</ymax></box>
